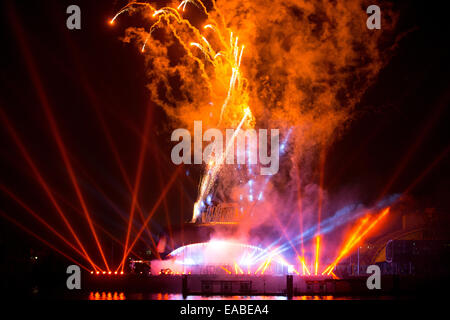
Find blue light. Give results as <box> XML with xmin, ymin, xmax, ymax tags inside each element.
<box><xmin>206</xmin><ymin>195</ymin><xmax>212</xmax><ymax>205</ymax></box>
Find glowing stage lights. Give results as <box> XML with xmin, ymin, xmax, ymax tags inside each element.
<box><xmin>91</xmin><ymin>270</ymin><xmax>125</xmax><ymax>276</ymax></box>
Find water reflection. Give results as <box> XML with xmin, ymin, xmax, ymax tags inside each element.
<box><xmin>87</xmin><ymin>292</ymin><xmax>394</xmax><ymax>300</ymax></box>
<box><xmin>89</xmin><ymin>292</ymin><xmax>126</xmax><ymax>300</ymax></box>
<box><xmin>124</xmin><ymin>294</ymin><xmax>352</xmax><ymax>300</ymax></box>
<box><xmin>127</xmin><ymin>293</ymin><xmax>288</xmax><ymax>300</ymax></box>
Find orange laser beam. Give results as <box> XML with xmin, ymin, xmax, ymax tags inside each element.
<box><xmin>261</xmin><ymin>257</ymin><xmax>272</xmax><ymax>275</ymax></box>
<box><xmin>314</xmin><ymin>236</ymin><xmax>320</xmax><ymax>276</ymax></box>
<box><xmin>299</xmin><ymin>256</ymin><xmax>311</xmax><ymax>276</ymax></box>
<box><xmin>0</xmin><ymin>111</ymin><xmax>98</xmax><ymax>271</ymax></box>
<box><xmin>220</xmin><ymin>266</ymin><xmax>231</xmax><ymax>274</ymax></box>
<box><xmin>0</xmin><ymin>210</ymin><xmax>91</xmax><ymax>272</ymax></box>
<box><xmin>42</xmin><ymin>104</ymin><xmax>110</xmax><ymax>271</ymax></box>
<box><xmin>117</xmin><ymin>166</ymin><xmax>182</xmax><ymax>271</ymax></box>
<box><xmin>6</xmin><ymin>9</ymin><xmax>109</xmax><ymax>271</ymax></box>
<box><xmin>254</xmin><ymin>259</ymin><xmax>267</xmax><ymax>274</ymax></box>
<box><xmin>322</xmin><ymin>215</ymin><xmax>370</xmax><ymax>275</ymax></box>
<box><xmin>122</xmin><ymin>106</ymin><xmax>153</xmax><ymax>272</ymax></box>
<box><xmin>326</xmin><ymin>207</ymin><xmax>390</xmax><ymax>275</ymax></box>
<box><xmin>0</xmin><ymin>185</ymin><xmax>101</xmax><ymax>270</ymax></box>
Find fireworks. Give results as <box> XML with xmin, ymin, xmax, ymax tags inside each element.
<box><xmin>112</xmin><ymin>0</ymin><xmax>255</xmax><ymax>223</ymax></box>
<box><xmin>108</xmin><ymin>0</ymin><xmax>396</xmax><ymax>275</ymax></box>
<box><xmin>0</xmin><ymin>1</ymin><xmax>400</xmax><ymax>279</ymax></box>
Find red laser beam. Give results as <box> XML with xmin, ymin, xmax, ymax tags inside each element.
<box><xmin>60</xmin><ymin>27</ymin><xmax>160</xmax><ymax>259</ymax></box>
<box><xmin>0</xmin><ymin>210</ymin><xmax>90</xmax><ymax>272</ymax></box>
<box><xmin>0</xmin><ymin>110</ymin><xmax>98</xmax><ymax>271</ymax></box>
<box><xmin>122</xmin><ymin>106</ymin><xmax>153</xmax><ymax>272</ymax></box>
<box><xmin>0</xmin><ymin>184</ymin><xmax>102</xmax><ymax>270</ymax></box>
<box><xmin>7</xmin><ymin>9</ymin><xmax>109</xmax><ymax>271</ymax></box>
<box><xmin>117</xmin><ymin>165</ymin><xmax>182</xmax><ymax>271</ymax></box>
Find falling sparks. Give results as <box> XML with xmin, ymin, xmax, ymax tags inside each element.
<box><xmin>110</xmin><ymin>0</ymin><xmax>254</xmax><ymax>223</ymax></box>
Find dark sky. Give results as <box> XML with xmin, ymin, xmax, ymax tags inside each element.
<box><xmin>0</xmin><ymin>0</ymin><xmax>449</xmax><ymax>267</ymax></box>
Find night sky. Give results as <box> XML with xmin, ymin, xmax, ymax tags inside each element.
<box><xmin>0</xmin><ymin>0</ymin><xmax>449</xmax><ymax>279</ymax></box>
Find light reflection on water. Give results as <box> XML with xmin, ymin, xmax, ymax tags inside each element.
<box><xmin>88</xmin><ymin>292</ymin><xmax>384</xmax><ymax>300</ymax></box>
<box><xmin>89</xmin><ymin>292</ymin><xmax>126</xmax><ymax>300</ymax></box>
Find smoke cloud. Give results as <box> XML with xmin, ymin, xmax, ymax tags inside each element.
<box><xmin>119</xmin><ymin>0</ymin><xmax>399</xmax><ymax>259</ymax></box>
